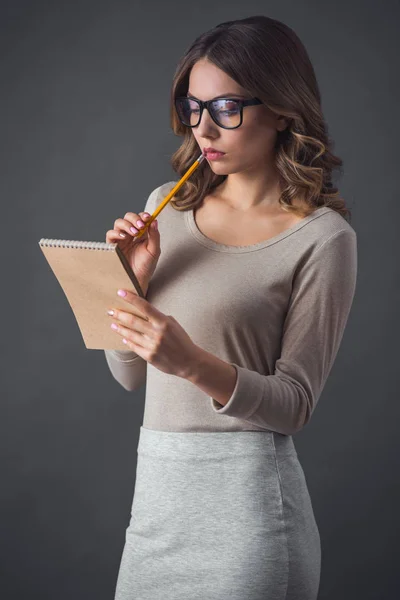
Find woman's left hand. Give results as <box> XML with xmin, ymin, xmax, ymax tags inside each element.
<box><xmin>107</xmin><ymin>289</ymin><xmax>199</xmax><ymax>379</ymax></box>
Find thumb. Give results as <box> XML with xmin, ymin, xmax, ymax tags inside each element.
<box><xmin>145</xmin><ymin>219</ymin><xmax>160</xmax><ymax>252</ymax></box>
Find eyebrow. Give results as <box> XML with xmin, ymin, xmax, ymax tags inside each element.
<box><xmin>186</xmin><ymin>91</ymin><xmax>246</xmax><ymax>99</ymax></box>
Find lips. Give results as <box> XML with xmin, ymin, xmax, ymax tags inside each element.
<box><xmin>203</xmin><ymin>147</ymin><xmax>225</xmax><ymax>155</ymax></box>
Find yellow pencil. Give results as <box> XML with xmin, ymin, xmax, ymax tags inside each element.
<box><xmin>133</xmin><ymin>153</ymin><xmax>206</xmax><ymax>240</ymax></box>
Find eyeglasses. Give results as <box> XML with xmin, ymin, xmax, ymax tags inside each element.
<box><xmin>175</xmin><ymin>96</ymin><xmax>263</xmax><ymax>130</ymax></box>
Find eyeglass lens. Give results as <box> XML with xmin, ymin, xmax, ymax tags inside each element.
<box><xmin>176</xmin><ymin>98</ymin><xmax>241</xmax><ymax>128</ymax></box>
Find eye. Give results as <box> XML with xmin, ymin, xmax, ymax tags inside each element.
<box><xmin>188</xmin><ymin>100</ymin><xmax>200</xmax><ymax>113</ymax></box>
<box><xmin>217</xmin><ymin>99</ymin><xmax>239</xmax><ymax>108</ymax></box>
<box><xmin>214</xmin><ymin>100</ymin><xmax>240</xmax><ymax>115</ymax></box>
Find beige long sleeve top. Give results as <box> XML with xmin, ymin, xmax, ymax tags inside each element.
<box><xmin>104</xmin><ymin>180</ymin><xmax>358</xmax><ymax>435</ymax></box>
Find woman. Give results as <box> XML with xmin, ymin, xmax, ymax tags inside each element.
<box><xmin>104</xmin><ymin>15</ymin><xmax>357</xmax><ymax>600</ymax></box>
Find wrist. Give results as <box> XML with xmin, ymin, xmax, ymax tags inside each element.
<box><xmin>183</xmin><ymin>346</ymin><xmax>237</xmax><ymax>406</ymax></box>
<box><xmin>184</xmin><ymin>345</ymin><xmax>207</xmax><ymax>382</ymax></box>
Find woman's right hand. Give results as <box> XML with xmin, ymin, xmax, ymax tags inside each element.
<box><xmin>105</xmin><ymin>210</ymin><xmax>160</xmax><ymax>295</ymax></box>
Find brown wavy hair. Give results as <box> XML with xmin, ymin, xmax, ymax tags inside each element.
<box><xmin>168</xmin><ymin>15</ymin><xmax>351</xmax><ymax>222</ymax></box>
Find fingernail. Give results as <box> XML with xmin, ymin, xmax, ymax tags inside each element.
<box><xmin>117</xmin><ymin>289</ymin><xmax>127</xmax><ymax>297</ymax></box>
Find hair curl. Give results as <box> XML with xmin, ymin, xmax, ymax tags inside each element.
<box><xmin>168</xmin><ymin>15</ymin><xmax>350</xmax><ymax>222</ymax></box>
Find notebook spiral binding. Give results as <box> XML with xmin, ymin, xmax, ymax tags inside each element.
<box><xmin>38</xmin><ymin>238</ymin><xmax>117</xmax><ymax>250</ymax></box>
<box><xmin>38</xmin><ymin>237</ymin><xmax>145</xmax><ymax>298</ymax></box>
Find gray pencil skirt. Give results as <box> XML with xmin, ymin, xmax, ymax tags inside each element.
<box><xmin>114</xmin><ymin>426</ymin><xmax>321</xmax><ymax>600</ymax></box>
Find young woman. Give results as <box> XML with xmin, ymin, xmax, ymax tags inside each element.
<box><xmin>104</xmin><ymin>15</ymin><xmax>357</xmax><ymax>600</ymax></box>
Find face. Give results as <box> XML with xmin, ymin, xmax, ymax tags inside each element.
<box><xmin>186</xmin><ymin>58</ymin><xmax>288</xmax><ymax>176</ymax></box>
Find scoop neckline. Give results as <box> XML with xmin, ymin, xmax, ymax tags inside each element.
<box><xmin>185</xmin><ymin>204</ymin><xmax>333</xmax><ymax>253</ymax></box>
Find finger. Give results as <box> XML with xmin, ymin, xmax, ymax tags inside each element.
<box><xmin>114</xmin><ymin>217</ymin><xmax>142</xmax><ymax>237</ymax></box>
<box><xmin>109</xmin><ymin>308</ymin><xmax>155</xmax><ymax>339</ymax></box>
<box><xmin>121</xmin><ymin>335</ymin><xmax>148</xmax><ymax>354</ymax></box>
<box><xmin>116</xmin><ymin>290</ymin><xmax>164</xmax><ymax>326</ymax></box>
<box><xmin>111</xmin><ymin>213</ymin><xmax>155</xmax><ymax>241</ymax></box>
<box><xmin>122</xmin><ymin>212</ymin><xmax>149</xmax><ymax>232</ymax></box>
<box><xmin>106</xmin><ymin>229</ymin><xmax>131</xmax><ymax>241</ymax></box>
<box><xmin>139</xmin><ymin>212</ymin><xmax>158</xmax><ymax>229</ymax></box>
<box><xmin>113</xmin><ymin>322</ymin><xmax>153</xmax><ymax>350</ymax></box>
<box><xmin>126</xmin><ymin>212</ymin><xmax>157</xmax><ymax>236</ymax></box>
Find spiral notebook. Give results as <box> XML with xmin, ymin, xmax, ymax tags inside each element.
<box><xmin>38</xmin><ymin>238</ymin><xmax>149</xmax><ymax>350</ymax></box>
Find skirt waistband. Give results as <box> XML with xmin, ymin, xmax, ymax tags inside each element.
<box><xmin>137</xmin><ymin>426</ymin><xmax>297</xmax><ymax>461</ymax></box>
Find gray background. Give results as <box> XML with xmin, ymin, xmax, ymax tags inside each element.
<box><xmin>1</xmin><ymin>0</ymin><xmax>399</xmax><ymax>598</ymax></box>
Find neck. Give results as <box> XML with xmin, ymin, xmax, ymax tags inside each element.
<box><xmin>218</xmin><ymin>162</ymin><xmax>283</xmax><ymax>212</ymax></box>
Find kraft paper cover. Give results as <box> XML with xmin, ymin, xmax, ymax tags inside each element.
<box><xmin>38</xmin><ymin>238</ymin><xmax>147</xmax><ymax>350</ymax></box>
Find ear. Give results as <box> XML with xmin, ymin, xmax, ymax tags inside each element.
<box><xmin>276</xmin><ymin>115</ymin><xmax>289</xmax><ymax>132</ymax></box>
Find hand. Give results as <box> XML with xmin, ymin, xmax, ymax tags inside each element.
<box><xmin>105</xmin><ymin>210</ymin><xmax>161</xmax><ymax>294</ymax></box>
<box><xmin>108</xmin><ymin>289</ymin><xmax>199</xmax><ymax>379</ymax></box>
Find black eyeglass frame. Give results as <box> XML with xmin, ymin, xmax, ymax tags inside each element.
<box><xmin>175</xmin><ymin>96</ymin><xmax>263</xmax><ymax>130</ymax></box>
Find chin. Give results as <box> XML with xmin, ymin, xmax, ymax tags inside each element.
<box><xmin>206</xmin><ymin>161</ymin><xmax>235</xmax><ymax>176</ymax></box>
<box><xmin>209</xmin><ymin>166</ymin><xmax>232</xmax><ymax>176</ymax></box>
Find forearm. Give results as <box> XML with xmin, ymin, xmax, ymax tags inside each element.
<box><xmin>184</xmin><ymin>347</ymin><xmax>304</xmax><ymax>434</ymax></box>
<box><xmin>104</xmin><ymin>349</ymin><xmax>147</xmax><ymax>392</ymax></box>
<box><xmin>185</xmin><ymin>346</ymin><xmax>237</xmax><ymax>406</ymax></box>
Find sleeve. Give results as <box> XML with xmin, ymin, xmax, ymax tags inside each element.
<box><xmin>209</xmin><ymin>228</ymin><xmax>358</xmax><ymax>435</ymax></box>
<box><xmin>104</xmin><ymin>349</ymin><xmax>148</xmax><ymax>392</ymax></box>
<box><xmin>103</xmin><ymin>182</ymin><xmax>169</xmax><ymax>392</ymax></box>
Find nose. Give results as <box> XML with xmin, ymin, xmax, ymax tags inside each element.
<box><xmin>195</xmin><ymin>106</ymin><xmax>219</xmax><ymax>137</ymax></box>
